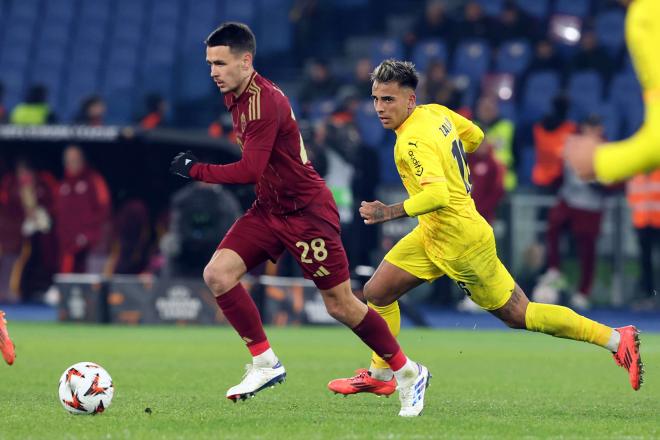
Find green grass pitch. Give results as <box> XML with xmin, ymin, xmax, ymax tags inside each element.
<box><xmin>0</xmin><ymin>322</ymin><xmax>658</xmax><ymax>439</ymax></box>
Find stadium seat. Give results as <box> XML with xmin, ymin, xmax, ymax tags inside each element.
<box><xmin>61</xmin><ymin>74</ymin><xmax>98</xmax><ymax>120</ymax></box>
<box><xmin>598</xmin><ymin>102</ymin><xmax>621</xmax><ymax>141</ymax></box>
<box><xmin>80</xmin><ymin>0</ymin><xmax>112</xmax><ymax>22</ymax></box>
<box><xmin>115</xmin><ymin>0</ymin><xmax>146</xmax><ymax>24</ymax></box>
<box><xmin>0</xmin><ymin>69</ymin><xmax>25</xmax><ymax>110</ymax></box>
<box><xmin>40</xmin><ymin>23</ymin><xmax>71</xmax><ymax>46</ymax></box>
<box><xmin>44</xmin><ymin>0</ymin><xmax>76</xmax><ymax>23</ymax></box>
<box><xmin>595</xmin><ymin>10</ymin><xmax>625</xmax><ymax>58</ymax></box>
<box><xmin>370</xmin><ymin>38</ymin><xmax>404</xmax><ymax>67</ymax></box>
<box><xmin>105</xmin><ymin>90</ymin><xmax>136</xmax><ymax>124</ymax></box>
<box><xmin>108</xmin><ymin>45</ymin><xmax>140</xmax><ymax>69</ymax></box>
<box><xmin>567</xmin><ymin>70</ymin><xmax>603</xmax><ymax>120</ymax></box>
<box><xmin>412</xmin><ymin>39</ymin><xmax>448</xmax><ymax>73</ymax></box>
<box><xmin>498</xmin><ymin>99</ymin><xmax>517</xmax><ymax>122</ymax></box>
<box><xmin>3</xmin><ymin>22</ymin><xmax>33</xmax><ymax>46</ymax></box>
<box><xmin>515</xmin><ymin>0</ymin><xmax>549</xmax><ymax>20</ymax></box>
<box><xmin>475</xmin><ymin>0</ymin><xmax>504</xmax><ymax>17</ymax></box>
<box><xmin>223</xmin><ymin>0</ymin><xmax>257</xmax><ymax>29</ymax></box>
<box><xmin>69</xmin><ymin>43</ymin><xmax>104</xmax><ymax>72</ymax></box>
<box><xmin>9</xmin><ymin>0</ymin><xmax>40</xmax><ymax>22</ymax></box>
<box><xmin>258</xmin><ymin>0</ymin><xmax>292</xmax><ymax>55</ymax></box>
<box><xmin>355</xmin><ymin>100</ymin><xmax>385</xmax><ymax>148</ymax></box>
<box><xmin>555</xmin><ymin>0</ymin><xmax>591</xmax><ymax>19</ymax></box>
<box><xmin>521</xmin><ymin>70</ymin><xmax>560</xmax><ymax>122</ymax></box>
<box><xmin>111</xmin><ymin>20</ymin><xmax>143</xmax><ymax>45</ymax></box>
<box><xmin>151</xmin><ymin>0</ymin><xmax>181</xmax><ymax>21</ymax></box>
<box><xmin>609</xmin><ymin>72</ymin><xmax>642</xmax><ymax>107</ymax></box>
<box><xmin>452</xmin><ymin>39</ymin><xmax>491</xmax><ymax>84</ymax></box>
<box><xmin>495</xmin><ymin>40</ymin><xmax>532</xmax><ymax>75</ymax></box>
<box><xmin>176</xmin><ymin>53</ymin><xmax>214</xmax><ymax>101</ymax></box>
<box><xmin>518</xmin><ymin>145</ymin><xmax>536</xmax><ymax>186</ymax></box>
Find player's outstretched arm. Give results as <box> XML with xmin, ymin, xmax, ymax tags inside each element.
<box><xmin>359</xmin><ymin>181</ymin><xmax>449</xmax><ymax>225</ymax></box>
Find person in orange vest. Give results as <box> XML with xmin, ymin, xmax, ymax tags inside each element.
<box><xmin>627</xmin><ymin>169</ymin><xmax>660</xmax><ymax>308</ymax></box>
<box><xmin>532</xmin><ymin>95</ymin><xmax>576</xmax><ymax>193</ymax></box>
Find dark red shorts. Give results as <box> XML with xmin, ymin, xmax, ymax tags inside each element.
<box><xmin>218</xmin><ymin>188</ymin><xmax>350</xmax><ymax>290</ymax></box>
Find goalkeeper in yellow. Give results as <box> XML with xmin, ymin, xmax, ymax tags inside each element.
<box><xmin>328</xmin><ymin>60</ymin><xmax>643</xmax><ymax>399</ymax></box>
<box><xmin>566</xmin><ymin>0</ymin><xmax>660</xmax><ymax>182</ymax></box>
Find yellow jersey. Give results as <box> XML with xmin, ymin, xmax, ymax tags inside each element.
<box><xmin>595</xmin><ymin>0</ymin><xmax>660</xmax><ymax>182</ymax></box>
<box><xmin>394</xmin><ymin>104</ymin><xmax>490</xmax><ymax>260</ymax></box>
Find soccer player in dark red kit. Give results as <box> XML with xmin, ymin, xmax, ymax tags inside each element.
<box><xmin>169</xmin><ymin>22</ymin><xmax>430</xmax><ymax>417</ymax></box>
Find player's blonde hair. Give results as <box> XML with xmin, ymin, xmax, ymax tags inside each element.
<box><xmin>371</xmin><ymin>59</ymin><xmax>419</xmax><ymax>90</ymax></box>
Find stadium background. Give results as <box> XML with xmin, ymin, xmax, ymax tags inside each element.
<box><xmin>0</xmin><ymin>0</ymin><xmax>658</xmax><ymax>329</ymax></box>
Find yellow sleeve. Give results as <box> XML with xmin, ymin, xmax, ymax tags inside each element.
<box><xmin>594</xmin><ymin>99</ymin><xmax>660</xmax><ymax>183</ymax></box>
<box><xmin>595</xmin><ymin>0</ymin><xmax>660</xmax><ymax>182</ymax></box>
<box><xmin>399</xmin><ymin>138</ymin><xmax>450</xmax><ymax>216</ymax></box>
<box><xmin>448</xmin><ymin>110</ymin><xmax>484</xmax><ymax>153</ymax></box>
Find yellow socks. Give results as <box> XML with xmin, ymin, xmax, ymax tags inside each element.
<box><xmin>525</xmin><ymin>302</ymin><xmax>613</xmax><ymax>348</ymax></box>
<box><xmin>369</xmin><ymin>301</ymin><xmax>401</xmax><ymax>370</ymax></box>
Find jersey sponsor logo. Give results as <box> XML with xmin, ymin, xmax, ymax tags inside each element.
<box><xmin>408</xmin><ymin>150</ymin><xmax>424</xmax><ymax>176</ymax></box>
<box><xmin>440</xmin><ymin>117</ymin><xmax>452</xmax><ymax>137</ymax></box>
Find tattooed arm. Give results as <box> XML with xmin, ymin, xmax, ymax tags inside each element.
<box><xmin>359</xmin><ymin>201</ymin><xmax>407</xmax><ymax>225</ymax></box>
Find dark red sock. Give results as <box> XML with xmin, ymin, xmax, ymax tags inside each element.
<box><xmin>215</xmin><ymin>283</ymin><xmax>270</xmax><ymax>356</ymax></box>
<box><xmin>351</xmin><ymin>308</ymin><xmax>407</xmax><ymax>371</ymax></box>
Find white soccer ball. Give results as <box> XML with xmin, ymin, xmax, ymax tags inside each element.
<box><xmin>58</xmin><ymin>362</ymin><xmax>114</xmax><ymax>415</ymax></box>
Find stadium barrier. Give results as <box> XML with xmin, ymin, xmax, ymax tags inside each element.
<box><xmin>54</xmin><ymin>274</ymin><xmax>343</xmax><ymax>326</ymax></box>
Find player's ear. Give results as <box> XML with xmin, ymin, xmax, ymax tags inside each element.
<box><xmin>241</xmin><ymin>52</ymin><xmax>252</xmax><ymax>70</ymax></box>
<box><xmin>408</xmin><ymin>92</ymin><xmax>416</xmax><ymax>111</ymax></box>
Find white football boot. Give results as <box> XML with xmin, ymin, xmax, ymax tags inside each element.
<box><xmin>226</xmin><ymin>361</ymin><xmax>286</xmax><ymax>402</ymax></box>
<box><xmin>397</xmin><ymin>363</ymin><xmax>431</xmax><ymax>417</ymax></box>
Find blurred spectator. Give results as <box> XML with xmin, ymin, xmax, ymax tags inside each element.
<box><xmin>531</xmin><ymin>95</ymin><xmax>576</xmax><ymax>192</ymax></box>
<box><xmin>106</xmin><ymin>198</ymin><xmax>151</xmax><ymax>274</ymax></box>
<box><xmin>454</xmin><ymin>1</ymin><xmax>491</xmax><ymax>41</ymax></box>
<box><xmin>161</xmin><ymin>182</ymin><xmax>241</xmax><ymax>277</ymax></box>
<box><xmin>626</xmin><ymin>169</ymin><xmax>660</xmax><ymax>309</ymax></box>
<box><xmin>569</xmin><ymin>31</ymin><xmax>613</xmax><ymax>79</ymax></box>
<box><xmin>139</xmin><ymin>94</ymin><xmax>167</xmax><ymax>130</ymax></box>
<box><xmin>493</xmin><ymin>1</ymin><xmax>539</xmax><ymax>44</ymax></box>
<box><xmin>403</xmin><ymin>0</ymin><xmax>455</xmax><ymax>51</ymax></box>
<box><xmin>351</xmin><ymin>58</ymin><xmax>374</xmax><ymax>99</ymax></box>
<box><xmin>9</xmin><ymin>85</ymin><xmax>56</xmax><ymax>125</ymax></box>
<box><xmin>289</xmin><ymin>0</ymin><xmax>336</xmax><ymax>62</ymax></box>
<box><xmin>474</xmin><ymin>95</ymin><xmax>517</xmax><ymax>190</ymax></box>
<box><xmin>208</xmin><ymin>113</ymin><xmax>238</xmax><ymax>143</ymax></box>
<box><xmin>526</xmin><ymin>40</ymin><xmax>562</xmax><ymax>75</ymax></box>
<box><xmin>0</xmin><ymin>158</ymin><xmax>58</xmax><ymax>301</ymax></box>
<box><xmin>535</xmin><ymin>116</ymin><xmax>609</xmax><ymax>310</ymax></box>
<box><xmin>0</xmin><ymin>82</ymin><xmax>7</xmax><ymax>123</ymax></box>
<box><xmin>420</xmin><ymin>61</ymin><xmax>463</xmax><ymax>110</ymax></box>
<box><xmin>74</xmin><ymin>95</ymin><xmax>106</xmax><ymax>126</ymax></box>
<box><xmin>298</xmin><ymin>59</ymin><xmax>339</xmax><ymax>114</ymax></box>
<box><xmin>55</xmin><ymin>145</ymin><xmax>111</xmax><ymax>273</ymax></box>
<box><xmin>467</xmin><ymin>142</ymin><xmax>505</xmax><ymax>224</ymax></box>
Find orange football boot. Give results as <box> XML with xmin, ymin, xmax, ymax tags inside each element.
<box><xmin>327</xmin><ymin>369</ymin><xmax>396</xmax><ymax>396</ymax></box>
<box><xmin>0</xmin><ymin>311</ymin><xmax>16</xmax><ymax>365</ymax></box>
<box><xmin>612</xmin><ymin>325</ymin><xmax>643</xmax><ymax>390</ymax></box>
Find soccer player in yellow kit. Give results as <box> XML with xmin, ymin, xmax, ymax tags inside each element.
<box><xmin>566</xmin><ymin>0</ymin><xmax>660</xmax><ymax>182</ymax></box>
<box><xmin>328</xmin><ymin>60</ymin><xmax>643</xmax><ymax>399</ymax></box>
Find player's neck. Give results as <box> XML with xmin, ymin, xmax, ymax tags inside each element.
<box><xmin>233</xmin><ymin>69</ymin><xmax>256</xmax><ymax>97</ymax></box>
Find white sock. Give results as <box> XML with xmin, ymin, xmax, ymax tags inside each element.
<box><xmin>605</xmin><ymin>329</ymin><xmax>621</xmax><ymax>353</ymax></box>
<box><xmin>393</xmin><ymin>358</ymin><xmax>418</xmax><ymax>385</ymax></box>
<box><xmin>253</xmin><ymin>348</ymin><xmax>278</xmax><ymax>368</ymax></box>
<box><xmin>369</xmin><ymin>367</ymin><xmax>394</xmax><ymax>381</ymax></box>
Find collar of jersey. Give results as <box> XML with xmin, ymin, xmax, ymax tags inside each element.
<box><xmin>228</xmin><ymin>71</ymin><xmax>259</xmax><ymax>107</ymax></box>
<box><xmin>395</xmin><ymin>106</ymin><xmax>419</xmax><ymax>137</ymax></box>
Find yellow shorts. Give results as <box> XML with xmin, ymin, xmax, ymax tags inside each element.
<box><xmin>384</xmin><ymin>226</ymin><xmax>515</xmax><ymax>310</ymax></box>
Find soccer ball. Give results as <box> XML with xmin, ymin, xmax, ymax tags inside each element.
<box><xmin>58</xmin><ymin>362</ymin><xmax>114</xmax><ymax>415</ymax></box>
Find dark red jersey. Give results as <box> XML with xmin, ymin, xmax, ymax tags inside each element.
<box><xmin>191</xmin><ymin>72</ymin><xmax>326</xmax><ymax>215</ymax></box>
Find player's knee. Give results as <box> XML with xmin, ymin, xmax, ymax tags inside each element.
<box><xmin>325</xmin><ymin>300</ymin><xmax>350</xmax><ymax>323</ymax></box>
<box><xmin>502</xmin><ymin>312</ymin><xmax>526</xmax><ymax>329</ymax></box>
<box><xmin>203</xmin><ymin>264</ymin><xmax>234</xmax><ymax>295</ymax></box>
<box><xmin>362</xmin><ymin>280</ymin><xmax>388</xmax><ymax>306</ymax></box>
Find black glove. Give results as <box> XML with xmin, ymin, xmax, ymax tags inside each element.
<box><xmin>170</xmin><ymin>150</ymin><xmax>198</xmax><ymax>178</ymax></box>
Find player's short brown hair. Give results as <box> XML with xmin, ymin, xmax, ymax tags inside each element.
<box><xmin>371</xmin><ymin>59</ymin><xmax>419</xmax><ymax>90</ymax></box>
<box><xmin>205</xmin><ymin>22</ymin><xmax>256</xmax><ymax>56</ymax></box>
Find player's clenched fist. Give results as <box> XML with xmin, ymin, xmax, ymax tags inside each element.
<box><xmin>169</xmin><ymin>150</ymin><xmax>198</xmax><ymax>178</ymax></box>
<box><xmin>359</xmin><ymin>200</ymin><xmax>389</xmax><ymax>225</ymax></box>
